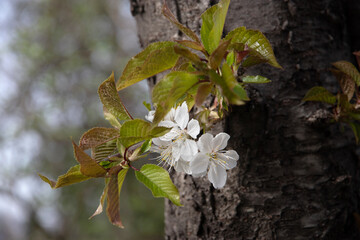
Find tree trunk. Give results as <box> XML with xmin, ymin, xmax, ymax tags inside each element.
<box><xmin>130</xmin><ymin>0</ymin><xmax>360</xmax><ymax>239</ymax></box>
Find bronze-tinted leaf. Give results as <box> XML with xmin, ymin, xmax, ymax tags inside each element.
<box><xmin>175</xmin><ymin>40</ymin><xmax>204</xmax><ymax>51</ymax></box>
<box><xmin>195</xmin><ymin>82</ymin><xmax>213</xmax><ymax>107</ymax></box>
<box><xmin>332</xmin><ymin>61</ymin><xmax>360</xmax><ymax>86</ymax></box>
<box><xmin>73</xmin><ymin>141</ymin><xmax>107</xmax><ymax>177</ymax></box>
<box><xmin>209</xmin><ymin>40</ymin><xmax>231</xmax><ymax>70</ymax></box>
<box><xmin>79</xmin><ymin>127</ymin><xmax>120</xmax><ymax>150</ymax></box>
<box><xmin>90</xmin><ymin>179</ymin><xmax>109</xmax><ymax>219</ymax></box>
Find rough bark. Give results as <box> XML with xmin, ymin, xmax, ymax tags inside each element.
<box><xmin>130</xmin><ymin>0</ymin><xmax>360</xmax><ymax>239</ymax></box>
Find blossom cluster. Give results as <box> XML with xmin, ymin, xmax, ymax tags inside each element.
<box><xmin>146</xmin><ymin>102</ymin><xmax>239</xmax><ymax>189</ymax></box>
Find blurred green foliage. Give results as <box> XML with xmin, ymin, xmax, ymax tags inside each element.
<box><xmin>0</xmin><ymin>0</ymin><xmax>163</xmax><ymax>239</ymax></box>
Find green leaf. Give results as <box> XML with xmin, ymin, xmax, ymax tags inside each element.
<box><xmin>73</xmin><ymin>141</ymin><xmax>107</xmax><ymax>177</ymax></box>
<box><xmin>303</xmin><ymin>86</ymin><xmax>336</xmax><ymax>105</ymax></box>
<box><xmin>135</xmin><ymin>164</ymin><xmax>181</xmax><ymax>206</ymax></box>
<box><xmin>106</xmin><ymin>168</ymin><xmax>129</xmax><ymax>228</ymax></box>
<box><xmin>116</xmin><ymin>41</ymin><xmax>179</xmax><ymax>91</ymax></box>
<box><xmin>98</xmin><ymin>72</ymin><xmax>132</xmax><ymax>121</ymax></box>
<box><xmin>118</xmin><ymin>119</ymin><xmax>170</xmax><ymax>148</ymax></box>
<box><xmin>233</xmin><ymin>84</ymin><xmax>250</xmax><ymax>101</ymax></box>
<box><xmin>242</xmin><ymin>75</ymin><xmax>271</xmax><ymax>84</ymax></box>
<box><xmin>173</xmin><ymin>45</ymin><xmax>203</xmax><ymax>65</ymax></box>
<box><xmin>139</xmin><ymin>139</ymin><xmax>152</xmax><ymax>155</ymax></box>
<box><xmin>172</xmin><ymin>57</ymin><xmax>195</xmax><ymax>72</ymax></box>
<box><xmin>209</xmin><ymin>39</ymin><xmax>231</xmax><ymax>70</ymax></box>
<box><xmin>226</xmin><ymin>51</ymin><xmax>235</xmax><ymax>66</ymax></box>
<box><xmin>225</xmin><ymin>27</ymin><xmax>281</xmax><ymax>68</ymax></box>
<box><xmin>349</xmin><ymin>122</ymin><xmax>360</xmax><ymax>144</ymax></box>
<box><xmin>79</xmin><ymin>127</ymin><xmax>119</xmax><ymax>150</ymax></box>
<box><xmin>152</xmin><ymin>71</ymin><xmax>200</xmax><ymax>124</ymax></box>
<box><xmin>38</xmin><ymin>165</ymin><xmax>91</xmax><ymax>189</ymax></box>
<box><xmin>143</xmin><ymin>101</ymin><xmax>152</xmax><ymax>111</ymax></box>
<box><xmin>90</xmin><ymin>179</ymin><xmax>109</xmax><ymax>219</ymax></box>
<box><xmin>332</xmin><ymin>61</ymin><xmax>360</xmax><ymax>86</ymax></box>
<box><xmin>200</xmin><ymin>0</ymin><xmax>230</xmax><ymax>54</ymax></box>
<box><xmin>162</xmin><ymin>2</ymin><xmax>201</xmax><ymax>43</ymax></box>
<box><xmin>103</xmin><ymin>107</ymin><xmax>121</xmax><ymax>129</ymax></box>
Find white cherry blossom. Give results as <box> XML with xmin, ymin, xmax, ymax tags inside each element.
<box><xmin>189</xmin><ymin>132</ymin><xmax>239</xmax><ymax>189</ymax></box>
<box><xmin>151</xmin><ymin>102</ymin><xmax>200</xmax><ymax>173</ymax></box>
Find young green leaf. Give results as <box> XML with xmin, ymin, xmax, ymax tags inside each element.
<box><xmin>106</xmin><ymin>168</ymin><xmax>129</xmax><ymax>228</ymax></box>
<box><xmin>332</xmin><ymin>61</ymin><xmax>360</xmax><ymax>86</ymax></box>
<box><xmin>139</xmin><ymin>139</ymin><xmax>152</xmax><ymax>155</ymax></box>
<box><xmin>162</xmin><ymin>2</ymin><xmax>201</xmax><ymax>43</ymax></box>
<box><xmin>38</xmin><ymin>165</ymin><xmax>91</xmax><ymax>189</ymax></box>
<box><xmin>90</xmin><ymin>179</ymin><xmax>109</xmax><ymax>219</ymax></box>
<box><xmin>209</xmin><ymin>39</ymin><xmax>231</xmax><ymax>70</ymax></box>
<box><xmin>135</xmin><ymin>164</ymin><xmax>182</xmax><ymax>206</ymax></box>
<box><xmin>152</xmin><ymin>71</ymin><xmax>200</xmax><ymax>124</ymax></box>
<box><xmin>98</xmin><ymin>72</ymin><xmax>132</xmax><ymax>121</ymax></box>
<box><xmin>225</xmin><ymin>27</ymin><xmax>281</xmax><ymax>68</ymax></box>
<box><xmin>143</xmin><ymin>101</ymin><xmax>152</xmax><ymax>111</ymax></box>
<box><xmin>73</xmin><ymin>141</ymin><xmax>107</xmax><ymax>177</ymax></box>
<box><xmin>226</xmin><ymin>51</ymin><xmax>235</xmax><ymax>66</ymax></box>
<box><xmin>116</xmin><ymin>41</ymin><xmax>180</xmax><ymax>91</ymax></box>
<box><xmin>118</xmin><ymin>119</ymin><xmax>170</xmax><ymax>148</ymax></box>
<box><xmin>173</xmin><ymin>45</ymin><xmax>203</xmax><ymax>66</ymax></box>
<box><xmin>103</xmin><ymin>107</ymin><xmax>122</xmax><ymax>129</ymax></box>
<box><xmin>200</xmin><ymin>0</ymin><xmax>230</xmax><ymax>54</ymax></box>
<box><xmin>242</xmin><ymin>75</ymin><xmax>271</xmax><ymax>84</ymax></box>
<box><xmin>303</xmin><ymin>86</ymin><xmax>337</xmax><ymax>105</ymax></box>
<box><xmin>233</xmin><ymin>84</ymin><xmax>250</xmax><ymax>101</ymax></box>
<box><xmin>79</xmin><ymin>127</ymin><xmax>119</xmax><ymax>150</ymax></box>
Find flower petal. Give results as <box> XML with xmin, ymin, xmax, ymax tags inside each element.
<box><xmin>217</xmin><ymin>152</ymin><xmax>238</xmax><ymax>170</ymax></box>
<box><xmin>158</xmin><ymin>120</ymin><xmax>176</xmax><ymax>128</ymax></box>
<box><xmin>180</xmin><ymin>139</ymin><xmax>198</xmax><ymax>161</ymax></box>
<box><xmin>159</xmin><ymin>127</ymin><xmax>180</xmax><ymax>141</ymax></box>
<box><xmin>226</xmin><ymin>150</ymin><xmax>239</xmax><ymax>161</ymax></box>
<box><xmin>145</xmin><ymin>110</ymin><xmax>155</xmax><ymax>122</ymax></box>
<box><xmin>172</xmin><ymin>144</ymin><xmax>181</xmax><ymax>162</ymax></box>
<box><xmin>192</xmin><ymin>171</ymin><xmax>207</xmax><ymax>178</ymax></box>
<box><xmin>208</xmin><ymin>163</ymin><xmax>227</xmax><ymax>189</ymax></box>
<box><xmin>190</xmin><ymin>153</ymin><xmax>209</xmax><ymax>174</ymax></box>
<box><xmin>152</xmin><ymin>138</ymin><xmax>171</xmax><ymax>148</ymax></box>
<box><xmin>197</xmin><ymin>133</ymin><xmax>213</xmax><ymax>153</ymax></box>
<box><xmin>211</xmin><ymin>132</ymin><xmax>230</xmax><ymax>151</ymax></box>
<box><xmin>174</xmin><ymin>102</ymin><xmax>189</xmax><ymax>130</ymax></box>
<box><xmin>186</xmin><ymin>119</ymin><xmax>200</xmax><ymax>139</ymax></box>
<box><xmin>164</xmin><ymin>108</ymin><xmax>176</xmax><ymax>121</ymax></box>
<box><xmin>174</xmin><ymin>159</ymin><xmax>191</xmax><ymax>174</ymax></box>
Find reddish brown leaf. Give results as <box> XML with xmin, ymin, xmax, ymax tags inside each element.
<box><xmin>79</xmin><ymin>127</ymin><xmax>119</xmax><ymax>150</ymax></box>
<box><xmin>209</xmin><ymin>40</ymin><xmax>231</xmax><ymax>70</ymax></box>
<box><xmin>72</xmin><ymin>141</ymin><xmax>107</xmax><ymax>177</ymax></box>
<box><xmin>195</xmin><ymin>83</ymin><xmax>213</xmax><ymax>107</ymax></box>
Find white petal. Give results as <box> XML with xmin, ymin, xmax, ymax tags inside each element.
<box><xmin>211</xmin><ymin>132</ymin><xmax>230</xmax><ymax>151</ymax></box>
<box><xmin>192</xmin><ymin>171</ymin><xmax>207</xmax><ymax>178</ymax></box>
<box><xmin>164</xmin><ymin>108</ymin><xmax>176</xmax><ymax>121</ymax></box>
<box><xmin>208</xmin><ymin>163</ymin><xmax>227</xmax><ymax>189</ymax></box>
<box><xmin>225</xmin><ymin>150</ymin><xmax>239</xmax><ymax>161</ymax></box>
<box><xmin>158</xmin><ymin>120</ymin><xmax>176</xmax><ymax>128</ymax></box>
<box><xmin>145</xmin><ymin>110</ymin><xmax>155</xmax><ymax>122</ymax></box>
<box><xmin>217</xmin><ymin>152</ymin><xmax>237</xmax><ymax>170</ymax></box>
<box><xmin>152</xmin><ymin>138</ymin><xmax>171</xmax><ymax>147</ymax></box>
<box><xmin>159</xmin><ymin>127</ymin><xmax>180</xmax><ymax>141</ymax></box>
<box><xmin>180</xmin><ymin>139</ymin><xmax>198</xmax><ymax>161</ymax></box>
<box><xmin>190</xmin><ymin>153</ymin><xmax>209</xmax><ymax>174</ymax></box>
<box><xmin>174</xmin><ymin>102</ymin><xmax>189</xmax><ymax>130</ymax></box>
<box><xmin>197</xmin><ymin>133</ymin><xmax>213</xmax><ymax>153</ymax></box>
<box><xmin>172</xmin><ymin>144</ymin><xmax>181</xmax><ymax>162</ymax></box>
<box><xmin>186</xmin><ymin>119</ymin><xmax>200</xmax><ymax>139</ymax></box>
<box><xmin>174</xmin><ymin>159</ymin><xmax>191</xmax><ymax>174</ymax></box>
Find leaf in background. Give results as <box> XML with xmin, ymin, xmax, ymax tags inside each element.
<box><xmin>303</xmin><ymin>86</ymin><xmax>337</xmax><ymax>105</ymax></box>
<box><xmin>116</xmin><ymin>41</ymin><xmax>179</xmax><ymax>91</ymax></box>
<box><xmin>92</xmin><ymin>139</ymin><xmax>118</xmax><ymax>162</ymax></box>
<box><xmin>103</xmin><ymin>107</ymin><xmax>122</xmax><ymax>129</ymax></box>
<box><xmin>106</xmin><ymin>168</ymin><xmax>128</xmax><ymax>228</ymax></box>
<box><xmin>118</xmin><ymin>119</ymin><xmax>170</xmax><ymax>148</ymax></box>
<box><xmin>135</xmin><ymin>164</ymin><xmax>182</xmax><ymax>206</ymax></box>
<box><xmin>173</xmin><ymin>45</ymin><xmax>203</xmax><ymax>66</ymax></box>
<box><xmin>90</xmin><ymin>179</ymin><xmax>109</xmax><ymax>219</ymax></box>
<box><xmin>242</xmin><ymin>75</ymin><xmax>271</xmax><ymax>84</ymax></box>
<box><xmin>200</xmin><ymin>0</ymin><xmax>230</xmax><ymax>54</ymax></box>
<box><xmin>162</xmin><ymin>2</ymin><xmax>201</xmax><ymax>43</ymax></box>
<box><xmin>349</xmin><ymin>122</ymin><xmax>360</xmax><ymax>144</ymax></box>
<box><xmin>38</xmin><ymin>165</ymin><xmax>91</xmax><ymax>189</ymax></box>
<box><xmin>98</xmin><ymin>72</ymin><xmax>132</xmax><ymax>121</ymax></box>
<box><xmin>152</xmin><ymin>71</ymin><xmax>199</xmax><ymax>124</ymax></box>
<box><xmin>332</xmin><ymin>61</ymin><xmax>360</xmax><ymax>86</ymax></box>
<box><xmin>79</xmin><ymin>127</ymin><xmax>119</xmax><ymax>150</ymax></box>
<box><xmin>195</xmin><ymin>82</ymin><xmax>213</xmax><ymax>107</ymax></box>
<box><xmin>175</xmin><ymin>40</ymin><xmax>204</xmax><ymax>51</ymax></box>
<box><xmin>209</xmin><ymin>39</ymin><xmax>231</xmax><ymax>70</ymax></box>
<box><xmin>73</xmin><ymin>141</ymin><xmax>107</xmax><ymax>177</ymax></box>
<box><xmin>225</xmin><ymin>27</ymin><xmax>281</xmax><ymax>68</ymax></box>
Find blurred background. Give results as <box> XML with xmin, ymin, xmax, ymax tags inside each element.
<box><xmin>0</xmin><ymin>0</ymin><xmax>164</xmax><ymax>239</ymax></box>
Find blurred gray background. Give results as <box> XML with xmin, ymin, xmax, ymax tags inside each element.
<box><xmin>0</xmin><ymin>0</ymin><xmax>164</xmax><ymax>239</ymax></box>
